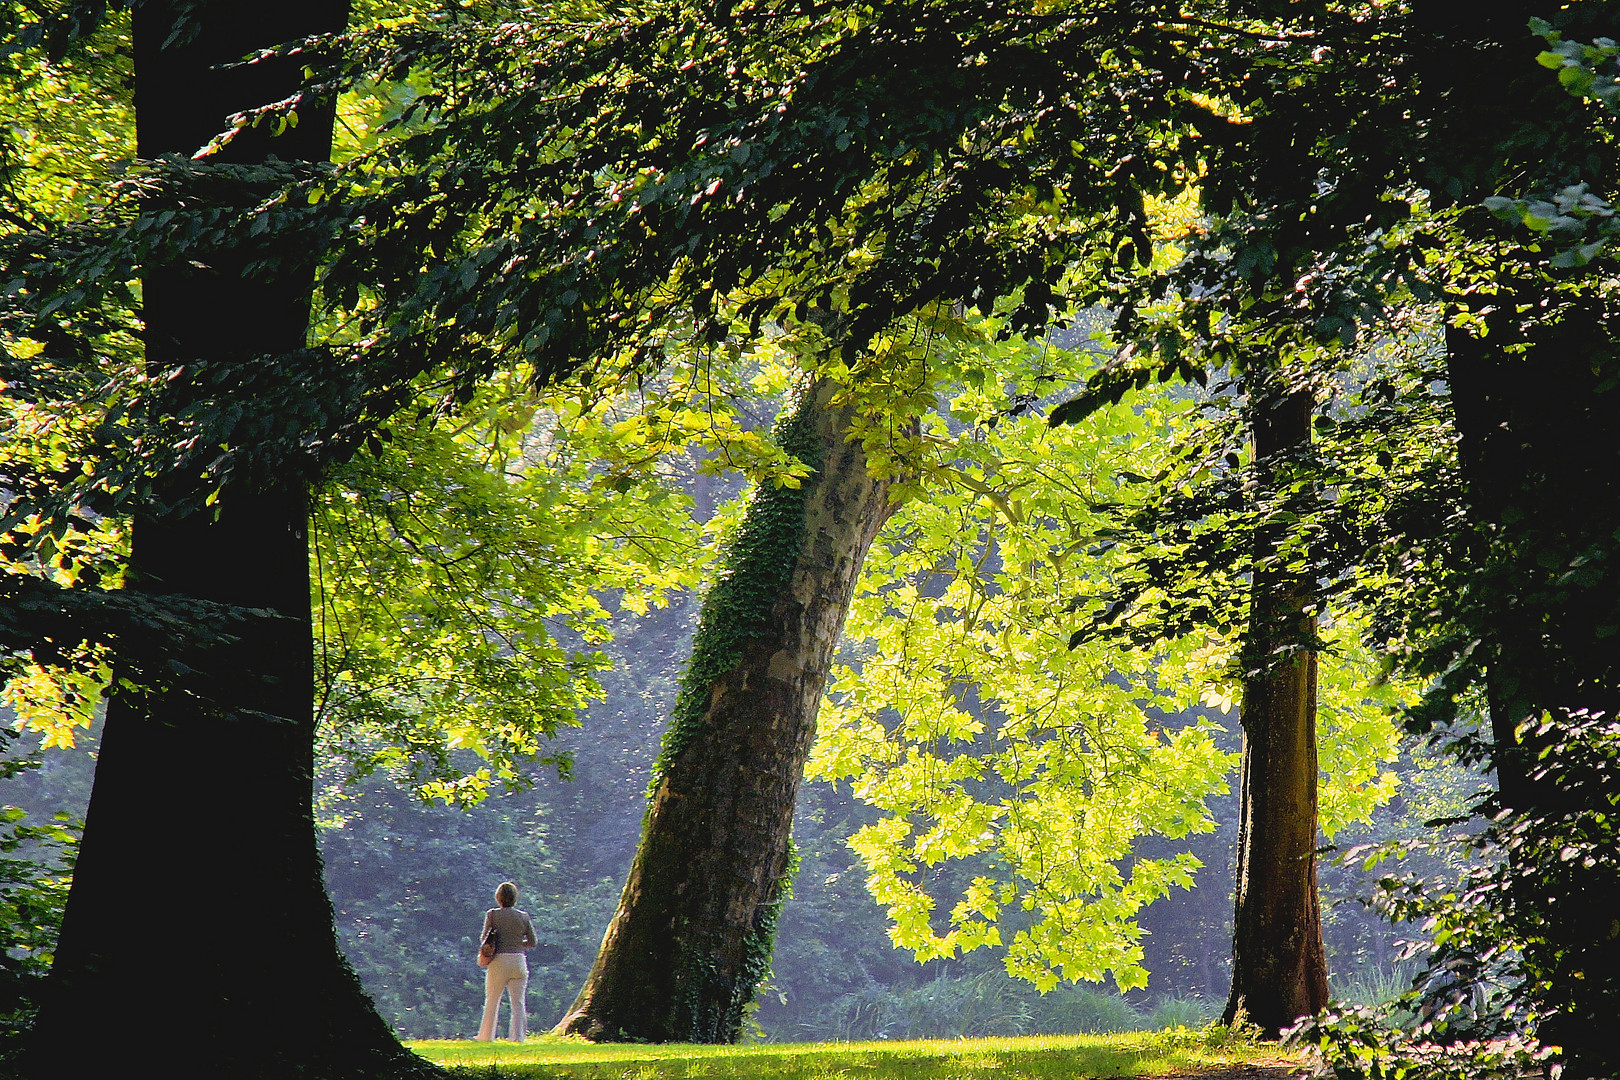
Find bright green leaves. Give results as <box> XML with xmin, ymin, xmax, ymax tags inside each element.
<box><xmin>811</xmin><ymin>334</ymin><xmax>1236</xmax><ymax>992</ymax></box>
<box><xmin>306</xmin><ymin>331</ymin><xmax>845</xmax><ymax>804</ymax></box>
<box><xmin>811</xmin><ymin>324</ymin><xmax>1407</xmax><ymax>992</ymax></box>
<box><xmin>586</xmin><ymin>337</ymin><xmax>816</xmax><ymax>497</ymax></box>
<box><xmin>1187</xmin><ymin>618</ymin><xmax>1410</xmax><ymax>842</ymax></box>
<box><xmin>0</xmin><ymin>659</ymin><xmax>110</xmax><ymax>751</ymax></box>
<box><xmin>1315</xmin><ymin>623</ymin><xmax>1407</xmax><ymax>839</ymax></box>
<box><xmin>0</xmin><ymin>7</ymin><xmax>133</xmax><ymax>231</ymax></box>
<box><xmin>0</xmin><ymin>394</ymin><xmax>127</xmax><ymax>749</ymax></box>
<box><xmin>312</xmin><ymin>373</ymin><xmax>712</xmax><ymax>805</ymax></box>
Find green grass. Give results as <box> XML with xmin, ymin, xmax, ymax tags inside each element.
<box><xmin>407</xmin><ymin>1029</ymin><xmax>1301</xmax><ymax>1079</ymax></box>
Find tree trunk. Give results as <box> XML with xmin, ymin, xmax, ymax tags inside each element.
<box><xmin>1221</xmin><ymin>385</ymin><xmax>1330</xmax><ymax>1037</ymax></box>
<box><xmin>30</xmin><ymin>5</ymin><xmax>433</xmax><ymax>1078</ymax></box>
<box><xmin>1402</xmin><ymin>7</ymin><xmax>1620</xmax><ymax>1068</ymax></box>
<box><xmin>1444</xmin><ymin>305</ymin><xmax>1620</xmax><ymax>802</ymax></box>
<box><xmin>554</xmin><ymin>375</ymin><xmax>899</xmax><ymax>1043</ymax></box>
<box><xmin>1445</xmin><ymin>301</ymin><xmax>1620</xmax><ymax>1074</ymax></box>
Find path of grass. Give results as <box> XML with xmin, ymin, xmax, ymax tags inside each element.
<box><xmin>408</xmin><ymin>1031</ymin><xmax>1308</xmax><ymax>1080</ymax></box>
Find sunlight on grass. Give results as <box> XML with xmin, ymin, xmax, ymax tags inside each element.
<box><xmin>408</xmin><ymin>1029</ymin><xmax>1302</xmax><ymax>1079</ymax></box>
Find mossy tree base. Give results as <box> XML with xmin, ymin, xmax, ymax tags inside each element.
<box><xmin>555</xmin><ymin>376</ymin><xmax>900</xmax><ymax>1043</ymax></box>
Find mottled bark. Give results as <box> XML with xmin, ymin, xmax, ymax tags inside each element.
<box><xmin>1222</xmin><ymin>386</ymin><xmax>1330</xmax><ymax>1037</ymax></box>
<box><xmin>30</xmin><ymin>6</ymin><xmax>431</xmax><ymax>1078</ymax></box>
<box><xmin>555</xmin><ymin>376</ymin><xmax>899</xmax><ymax>1043</ymax></box>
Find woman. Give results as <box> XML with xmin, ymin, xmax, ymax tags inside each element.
<box><xmin>475</xmin><ymin>880</ymin><xmax>538</xmax><ymax>1042</ymax></box>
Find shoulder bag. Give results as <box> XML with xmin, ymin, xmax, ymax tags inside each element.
<box><xmin>478</xmin><ymin>920</ymin><xmax>499</xmax><ymax>968</ymax></box>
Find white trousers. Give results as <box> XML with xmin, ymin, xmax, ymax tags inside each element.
<box><xmin>476</xmin><ymin>952</ymin><xmax>529</xmax><ymax>1042</ymax></box>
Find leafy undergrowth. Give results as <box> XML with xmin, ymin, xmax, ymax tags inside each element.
<box><xmin>408</xmin><ymin>1028</ymin><xmax>1305</xmax><ymax>1079</ymax></box>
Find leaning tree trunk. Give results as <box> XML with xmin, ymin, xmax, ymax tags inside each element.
<box><xmin>554</xmin><ymin>375</ymin><xmax>899</xmax><ymax>1043</ymax></box>
<box><xmin>1221</xmin><ymin>383</ymin><xmax>1330</xmax><ymax>1038</ymax></box>
<box><xmin>30</xmin><ymin>5</ymin><xmax>432</xmax><ymax>1079</ymax></box>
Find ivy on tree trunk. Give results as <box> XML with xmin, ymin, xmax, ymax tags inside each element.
<box><xmin>555</xmin><ymin>374</ymin><xmax>900</xmax><ymax>1043</ymax></box>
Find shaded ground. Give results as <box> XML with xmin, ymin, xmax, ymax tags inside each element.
<box><xmin>1166</xmin><ymin>1063</ymin><xmax>1308</xmax><ymax>1079</ymax></box>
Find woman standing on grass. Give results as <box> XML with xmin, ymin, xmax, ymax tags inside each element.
<box><xmin>476</xmin><ymin>881</ymin><xmax>538</xmax><ymax>1041</ymax></box>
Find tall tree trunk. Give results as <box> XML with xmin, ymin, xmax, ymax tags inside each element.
<box><xmin>1408</xmin><ymin>6</ymin><xmax>1620</xmax><ymax>1069</ymax></box>
<box><xmin>30</xmin><ymin>6</ymin><xmax>432</xmax><ymax>1078</ymax></box>
<box><xmin>1444</xmin><ymin>302</ymin><xmax>1620</xmax><ymax>804</ymax></box>
<box><xmin>1445</xmin><ymin>299</ymin><xmax>1620</xmax><ymax>1074</ymax></box>
<box><xmin>1444</xmin><ymin>315</ymin><xmax>1541</xmax><ymax>811</ymax></box>
<box><xmin>554</xmin><ymin>375</ymin><xmax>899</xmax><ymax>1043</ymax></box>
<box><xmin>1221</xmin><ymin>384</ymin><xmax>1330</xmax><ymax>1037</ymax></box>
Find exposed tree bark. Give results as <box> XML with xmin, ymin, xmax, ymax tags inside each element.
<box><xmin>30</xmin><ymin>5</ymin><xmax>434</xmax><ymax>1078</ymax></box>
<box><xmin>555</xmin><ymin>375</ymin><xmax>900</xmax><ymax>1043</ymax></box>
<box><xmin>1221</xmin><ymin>384</ymin><xmax>1330</xmax><ymax>1038</ymax></box>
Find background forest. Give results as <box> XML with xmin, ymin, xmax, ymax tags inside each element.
<box><xmin>2</xmin><ymin>376</ymin><xmax>1472</xmax><ymax>1040</ymax></box>
<box><xmin>3</xmin><ymin>600</ymin><xmax>1469</xmax><ymax>1042</ymax></box>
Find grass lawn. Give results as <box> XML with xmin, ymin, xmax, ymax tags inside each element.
<box><xmin>407</xmin><ymin>1030</ymin><xmax>1308</xmax><ymax>1079</ymax></box>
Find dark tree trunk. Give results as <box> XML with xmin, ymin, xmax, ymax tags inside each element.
<box><xmin>1445</xmin><ymin>305</ymin><xmax>1620</xmax><ymax>803</ymax></box>
<box><xmin>30</xmin><ymin>5</ymin><xmax>432</xmax><ymax>1077</ymax></box>
<box><xmin>555</xmin><ymin>376</ymin><xmax>899</xmax><ymax>1043</ymax></box>
<box><xmin>1221</xmin><ymin>385</ymin><xmax>1330</xmax><ymax>1037</ymax></box>
<box><xmin>1404</xmin><ymin>7</ymin><xmax>1620</xmax><ymax>1070</ymax></box>
<box><xmin>1444</xmin><ymin>317</ymin><xmax>1541</xmax><ymax>809</ymax></box>
<box><xmin>1445</xmin><ymin>302</ymin><xmax>1620</xmax><ymax>1073</ymax></box>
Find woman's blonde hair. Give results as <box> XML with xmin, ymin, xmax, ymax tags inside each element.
<box><xmin>495</xmin><ymin>881</ymin><xmax>518</xmax><ymax>907</ymax></box>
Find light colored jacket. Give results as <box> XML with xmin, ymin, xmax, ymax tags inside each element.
<box><xmin>483</xmin><ymin>906</ymin><xmax>537</xmax><ymax>955</ymax></box>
